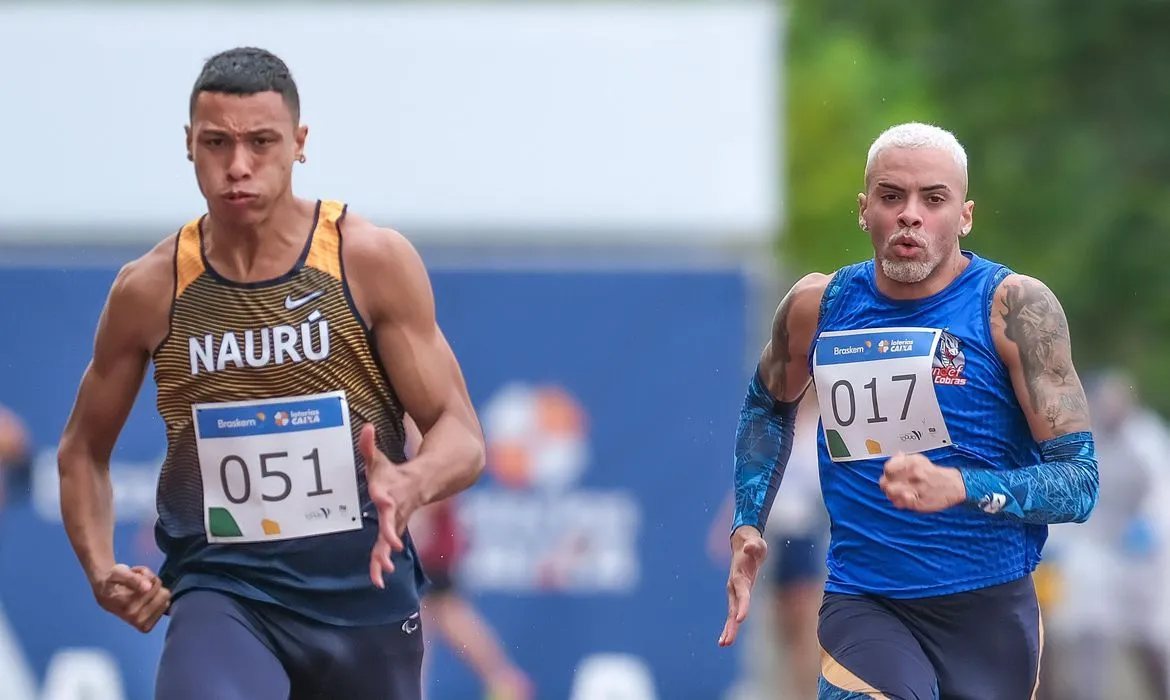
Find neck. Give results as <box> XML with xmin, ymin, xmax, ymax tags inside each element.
<box><xmin>204</xmin><ymin>193</ymin><xmax>316</xmax><ymax>277</ymax></box>
<box><xmin>873</xmin><ymin>249</ymin><xmax>970</xmax><ymax>301</ymax></box>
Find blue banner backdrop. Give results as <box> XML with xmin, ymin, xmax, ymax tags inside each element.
<box><xmin>0</xmin><ymin>261</ymin><xmax>750</xmax><ymax>700</ymax></box>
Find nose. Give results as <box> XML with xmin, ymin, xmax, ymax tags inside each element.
<box><xmin>897</xmin><ymin>196</ymin><xmax>924</xmax><ymax>230</ymax></box>
<box><xmin>226</xmin><ymin>144</ymin><xmax>252</xmax><ymax>182</ymax></box>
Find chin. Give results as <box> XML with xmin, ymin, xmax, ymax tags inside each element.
<box><xmin>211</xmin><ymin>202</ymin><xmax>267</xmax><ymax>225</ymax></box>
<box><xmin>881</xmin><ymin>258</ymin><xmax>936</xmax><ymax>284</ymax></box>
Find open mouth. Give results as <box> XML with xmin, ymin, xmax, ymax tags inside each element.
<box><xmin>890</xmin><ymin>235</ymin><xmax>924</xmax><ymax>256</ymax></box>
<box><xmin>224</xmin><ymin>192</ymin><xmax>258</xmax><ymax>204</ymax></box>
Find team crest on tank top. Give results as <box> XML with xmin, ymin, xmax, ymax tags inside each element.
<box><xmin>932</xmin><ymin>330</ymin><xmax>969</xmax><ymax>386</ymax></box>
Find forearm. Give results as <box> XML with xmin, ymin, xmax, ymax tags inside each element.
<box><xmin>404</xmin><ymin>409</ymin><xmax>485</xmax><ymax>505</ymax></box>
<box><xmin>959</xmin><ymin>431</ymin><xmax>1099</xmax><ymax>524</ymax></box>
<box><xmin>732</xmin><ymin>367</ymin><xmax>799</xmax><ymax>534</ymax></box>
<box><xmin>57</xmin><ymin>449</ymin><xmax>117</xmax><ymax>582</ymax></box>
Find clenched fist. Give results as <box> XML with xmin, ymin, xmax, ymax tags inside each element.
<box><xmin>880</xmin><ymin>453</ymin><xmax>967</xmax><ymax>513</ymax></box>
<box><xmin>91</xmin><ymin>564</ymin><xmax>171</xmax><ymax>633</ymax></box>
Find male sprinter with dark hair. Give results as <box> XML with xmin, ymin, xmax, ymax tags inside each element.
<box><xmin>718</xmin><ymin>122</ymin><xmax>1099</xmax><ymax>699</ymax></box>
<box><xmin>57</xmin><ymin>47</ymin><xmax>485</xmax><ymax>700</ymax></box>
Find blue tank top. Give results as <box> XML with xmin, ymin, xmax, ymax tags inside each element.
<box><xmin>810</xmin><ymin>252</ymin><xmax>1045</xmax><ymax>598</ymax></box>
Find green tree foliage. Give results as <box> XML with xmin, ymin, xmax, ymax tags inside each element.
<box><xmin>782</xmin><ymin>0</ymin><xmax>1170</xmax><ymax>410</ymax></box>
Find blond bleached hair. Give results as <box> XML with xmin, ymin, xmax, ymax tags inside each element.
<box><xmin>864</xmin><ymin>122</ymin><xmax>968</xmax><ymax>192</ymax></box>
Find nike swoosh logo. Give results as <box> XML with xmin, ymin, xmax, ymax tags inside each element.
<box><xmin>284</xmin><ymin>291</ymin><xmax>324</xmax><ymax>310</ymax></box>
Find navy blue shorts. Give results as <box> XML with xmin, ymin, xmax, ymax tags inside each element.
<box><xmin>817</xmin><ymin>575</ymin><xmax>1042</xmax><ymax>700</ymax></box>
<box><xmin>769</xmin><ymin>535</ymin><xmax>825</xmax><ymax>587</ymax></box>
<box><xmin>155</xmin><ymin>590</ymin><xmax>424</xmax><ymax>700</ymax></box>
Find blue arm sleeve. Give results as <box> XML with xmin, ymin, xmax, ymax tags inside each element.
<box><xmin>958</xmin><ymin>431</ymin><xmax>1099</xmax><ymax>524</ymax></box>
<box><xmin>731</xmin><ymin>367</ymin><xmax>800</xmax><ymax>535</ymax></box>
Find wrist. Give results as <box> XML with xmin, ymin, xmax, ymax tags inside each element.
<box><xmin>84</xmin><ymin>556</ymin><xmax>116</xmax><ymax>589</ymax></box>
<box><xmin>396</xmin><ymin>459</ymin><xmax>432</xmax><ymax>510</ymax></box>
<box><xmin>955</xmin><ymin>467</ymin><xmax>986</xmax><ymax>506</ymax></box>
<box><xmin>731</xmin><ymin>525</ymin><xmax>761</xmax><ymax>548</ymax></box>
<box><xmin>943</xmin><ymin>466</ymin><xmax>969</xmax><ymax>506</ymax></box>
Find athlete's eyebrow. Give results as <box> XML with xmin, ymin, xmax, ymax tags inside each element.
<box><xmin>875</xmin><ymin>181</ymin><xmax>952</xmax><ymax>193</ymax></box>
<box><xmin>198</xmin><ymin>127</ymin><xmax>282</xmax><ymax>138</ymax></box>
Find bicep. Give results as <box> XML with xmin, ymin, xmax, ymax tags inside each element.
<box><xmin>370</xmin><ymin>252</ymin><xmax>476</xmax><ymax>435</ymax></box>
<box><xmin>60</xmin><ymin>281</ymin><xmax>150</xmax><ymax>463</ymax></box>
<box><xmin>374</xmin><ymin>324</ymin><xmax>467</xmax><ymax>439</ymax></box>
<box><xmin>758</xmin><ymin>274</ymin><xmax>828</xmax><ymax>403</ymax></box>
<box><xmin>993</xmin><ymin>275</ymin><xmax>1091</xmax><ymax>442</ymax></box>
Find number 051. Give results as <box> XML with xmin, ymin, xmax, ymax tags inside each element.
<box><xmin>218</xmin><ymin>448</ymin><xmax>334</xmax><ymax>504</ymax></box>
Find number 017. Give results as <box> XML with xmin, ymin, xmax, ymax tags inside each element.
<box><xmin>829</xmin><ymin>374</ymin><xmax>917</xmax><ymax>427</ymax></box>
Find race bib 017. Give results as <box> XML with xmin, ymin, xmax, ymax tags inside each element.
<box><xmin>811</xmin><ymin>327</ymin><xmax>953</xmax><ymax>462</ymax></box>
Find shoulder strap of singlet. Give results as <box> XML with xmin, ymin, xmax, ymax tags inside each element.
<box><xmin>817</xmin><ymin>261</ymin><xmax>864</xmax><ymax>326</ymax></box>
<box><xmin>174</xmin><ymin>216</ymin><xmax>206</xmax><ymax>299</ymax></box>
<box><xmin>982</xmin><ymin>261</ymin><xmax>1014</xmax><ymax>338</ymax></box>
<box><xmin>304</xmin><ymin>199</ymin><xmax>347</xmax><ymax>281</ymax></box>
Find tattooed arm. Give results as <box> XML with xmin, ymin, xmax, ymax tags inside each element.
<box><xmin>956</xmin><ymin>274</ymin><xmax>1098</xmax><ymax>524</ymax></box>
<box><xmin>732</xmin><ymin>272</ymin><xmax>830</xmax><ymax>537</ymax></box>
<box><xmin>721</xmin><ymin>271</ymin><xmax>829</xmax><ymax>648</ymax></box>
<box><xmin>996</xmin><ymin>274</ymin><xmax>1092</xmax><ymax>438</ymax></box>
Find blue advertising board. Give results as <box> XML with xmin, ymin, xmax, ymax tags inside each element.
<box><xmin>0</xmin><ymin>259</ymin><xmax>751</xmax><ymax>699</ymax></box>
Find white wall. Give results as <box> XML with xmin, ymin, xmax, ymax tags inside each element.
<box><xmin>0</xmin><ymin>1</ymin><xmax>782</xmax><ymax>244</ymax></box>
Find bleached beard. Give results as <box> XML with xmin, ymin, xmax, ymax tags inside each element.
<box><xmin>881</xmin><ymin>257</ymin><xmax>935</xmax><ymax>284</ymax></box>
<box><xmin>880</xmin><ymin>229</ymin><xmax>937</xmax><ymax>284</ymax></box>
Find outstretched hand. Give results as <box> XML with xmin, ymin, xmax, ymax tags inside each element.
<box><xmin>359</xmin><ymin>423</ymin><xmax>423</xmax><ymax>588</ymax></box>
<box><xmin>718</xmin><ymin>527</ymin><xmax>768</xmax><ymax>647</ymax></box>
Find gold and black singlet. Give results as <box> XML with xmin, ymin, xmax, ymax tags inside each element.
<box><xmin>150</xmin><ymin>199</ymin><xmax>425</xmax><ymax>626</ymax></box>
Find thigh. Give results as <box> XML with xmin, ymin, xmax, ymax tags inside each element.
<box><xmin>905</xmin><ymin>577</ymin><xmax>1042</xmax><ymax>700</ymax></box>
<box><xmin>155</xmin><ymin>590</ymin><xmax>290</xmax><ymax>700</ymax></box>
<box><xmin>818</xmin><ymin>592</ymin><xmax>939</xmax><ymax>700</ymax></box>
<box><xmin>289</xmin><ymin>612</ymin><xmax>425</xmax><ymax>700</ymax></box>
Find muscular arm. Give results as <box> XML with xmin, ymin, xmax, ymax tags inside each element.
<box><xmin>732</xmin><ymin>273</ymin><xmax>829</xmax><ymax>537</ymax></box>
<box><xmin>58</xmin><ymin>247</ymin><xmax>171</xmax><ymax>583</ymax></box>
<box><xmin>345</xmin><ymin>219</ymin><xmax>486</xmax><ymax>506</ymax></box>
<box><xmin>957</xmin><ymin>274</ymin><xmax>1098</xmax><ymax>524</ymax></box>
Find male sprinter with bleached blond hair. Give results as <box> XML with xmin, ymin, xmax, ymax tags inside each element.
<box><xmin>718</xmin><ymin>122</ymin><xmax>1098</xmax><ymax>699</ymax></box>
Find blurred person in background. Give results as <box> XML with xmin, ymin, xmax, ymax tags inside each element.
<box><xmin>0</xmin><ymin>403</ymin><xmax>37</xmax><ymax>700</ymax></box>
<box><xmin>721</xmin><ymin>122</ymin><xmax>1098</xmax><ymax>699</ymax></box>
<box><xmin>56</xmin><ymin>46</ymin><xmax>485</xmax><ymax>700</ymax></box>
<box><xmin>708</xmin><ymin>390</ymin><xmax>827</xmax><ymax>697</ymax></box>
<box><xmin>405</xmin><ymin>419</ymin><xmax>534</xmax><ymax>700</ymax></box>
<box><xmin>0</xmin><ymin>404</ymin><xmax>31</xmax><ymax>508</ymax></box>
<box><xmin>1044</xmin><ymin>370</ymin><xmax>1170</xmax><ymax>700</ymax></box>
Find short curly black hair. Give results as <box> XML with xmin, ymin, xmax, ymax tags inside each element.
<box><xmin>189</xmin><ymin>47</ymin><xmax>300</xmax><ymax>122</ymax></box>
